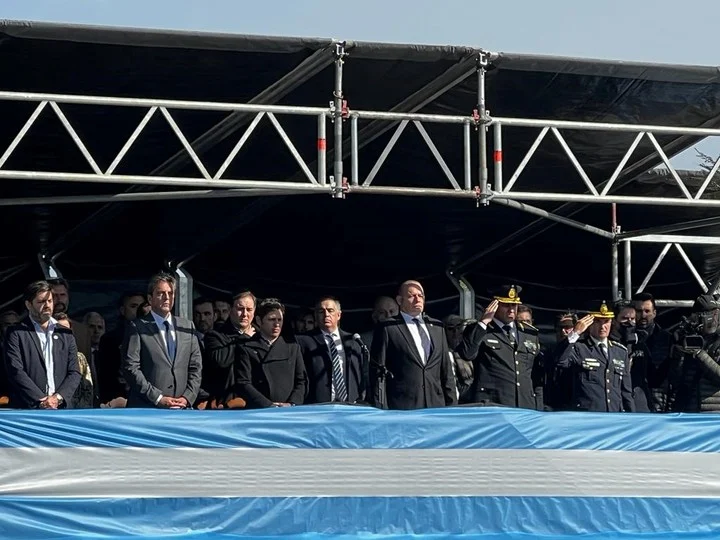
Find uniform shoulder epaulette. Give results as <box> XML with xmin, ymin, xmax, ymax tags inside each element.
<box><xmin>610</xmin><ymin>340</ymin><xmax>627</xmax><ymax>351</ymax></box>
<box><xmin>518</xmin><ymin>322</ymin><xmax>539</xmax><ymax>335</ymax></box>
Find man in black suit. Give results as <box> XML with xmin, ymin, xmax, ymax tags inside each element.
<box><xmin>97</xmin><ymin>291</ymin><xmax>145</xmax><ymax>407</ymax></box>
<box><xmin>4</xmin><ymin>280</ymin><xmax>81</xmax><ymax>409</ymax></box>
<box><xmin>457</xmin><ymin>284</ymin><xmax>544</xmax><ymax>410</ymax></box>
<box><xmin>202</xmin><ymin>290</ymin><xmax>257</xmax><ymax>407</ymax></box>
<box><xmin>122</xmin><ymin>272</ymin><xmax>202</xmax><ymax>408</ymax></box>
<box><xmin>234</xmin><ymin>298</ymin><xmax>307</xmax><ymax>408</ymax></box>
<box><xmin>297</xmin><ymin>296</ymin><xmax>365</xmax><ymax>404</ymax></box>
<box><xmin>370</xmin><ymin>280</ymin><xmax>457</xmax><ymax>410</ymax></box>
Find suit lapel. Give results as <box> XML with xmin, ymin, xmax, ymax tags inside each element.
<box><xmin>23</xmin><ymin>319</ymin><xmax>44</xmax><ymax>363</ymax></box>
<box><xmin>424</xmin><ymin>321</ymin><xmax>442</xmax><ymax>367</ymax></box>
<box><xmin>143</xmin><ymin>314</ymin><xmax>172</xmax><ymax>365</ymax></box>
<box><xmin>396</xmin><ymin>317</ymin><xmax>425</xmax><ymax>367</ymax></box>
<box><xmin>173</xmin><ymin>317</ymin><xmax>184</xmax><ymax>364</ymax></box>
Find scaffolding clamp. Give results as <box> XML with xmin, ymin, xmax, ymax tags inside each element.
<box><xmin>329</xmin><ymin>175</ymin><xmax>348</xmax><ymax>199</ymax></box>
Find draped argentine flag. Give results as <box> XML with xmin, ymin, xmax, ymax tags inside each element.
<box><xmin>1</xmin><ymin>405</ymin><xmax>720</xmax><ymax>539</ymax></box>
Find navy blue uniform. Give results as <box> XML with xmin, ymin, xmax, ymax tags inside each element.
<box><xmin>457</xmin><ymin>320</ymin><xmax>544</xmax><ymax>410</ymax></box>
<box><xmin>556</xmin><ymin>336</ymin><xmax>635</xmax><ymax>412</ymax></box>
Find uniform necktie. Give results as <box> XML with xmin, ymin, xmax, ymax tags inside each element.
<box><xmin>326</xmin><ymin>334</ymin><xmax>348</xmax><ymax>402</ymax></box>
<box><xmin>503</xmin><ymin>324</ymin><xmax>516</xmax><ymax>346</ymax></box>
<box><xmin>164</xmin><ymin>321</ymin><xmax>176</xmax><ymax>361</ymax></box>
<box><xmin>598</xmin><ymin>342</ymin><xmax>608</xmax><ymax>359</ymax></box>
<box><xmin>413</xmin><ymin>318</ymin><xmax>433</xmax><ymax>361</ymax></box>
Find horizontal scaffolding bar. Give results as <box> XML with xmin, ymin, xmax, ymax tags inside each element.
<box><xmin>492</xmin><ymin>199</ymin><xmax>614</xmax><ymax>239</ymax></box>
<box><xmin>0</xmin><ymin>189</ymin><xmax>314</xmax><ymax>206</ymax></box>
<box><xmin>350</xmin><ymin>110</ymin><xmax>470</xmax><ymax>124</ymax></box>
<box><xmin>491</xmin><ymin>116</ymin><xmax>720</xmax><ymax>137</ymax></box>
<box><xmin>494</xmin><ymin>191</ymin><xmax>720</xmax><ymax>208</ymax></box>
<box><xmin>655</xmin><ymin>300</ymin><xmax>695</xmax><ymax>308</ymax></box>
<box><xmin>0</xmin><ymin>90</ymin><xmax>328</xmax><ymax>116</ymax></box>
<box><xmin>628</xmin><ymin>234</ymin><xmax>720</xmax><ymax>245</ymax></box>
<box><xmin>618</xmin><ymin>215</ymin><xmax>720</xmax><ymax>239</ymax></box>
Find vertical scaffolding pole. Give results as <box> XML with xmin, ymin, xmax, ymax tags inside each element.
<box><xmin>332</xmin><ymin>42</ymin><xmax>346</xmax><ymax>198</ymax></box>
<box><xmin>493</xmin><ymin>122</ymin><xmax>503</xmax><ymax>191</ymax></box>
<box><xmin>611</xmin><ymin>203</ymin><xmax>619</xmax><ymax>301</ymax></box>
<box><xmin>624</xmin><ymin>240</ymin><xmax>632</xmax><ymax>300</ymax></box>
<box><xmin>174</xmin><ymin>266</ymin><xmax>193</xmax><ymax>320</ymax></box>
<box><xmin>477</xmin><ymin>52</ymin><xmax>488</xmax><ymax>203</ymax></box>
<box><xmin>351</xmin><ymin>115</ymin><xmax>359</xmax><ymax>186</ymax></box>
<box><xmin>317</xmin><ymin>114</ymin><xmax>327</xmax><ymax>185</ymax></box>
<box><xmin>463</xmin><ymin>121</ymin><xmax>471</xmax><ymax>190</ymax></box>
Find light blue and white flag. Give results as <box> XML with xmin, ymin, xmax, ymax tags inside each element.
<box><xmin>0</xmin><ymin>405</ymin><xmax>719</xmax><ymax>539</ymax></box>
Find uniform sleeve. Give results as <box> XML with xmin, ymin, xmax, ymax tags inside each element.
<box><xmin>555</xmin><ymin>340</ymin><xmax>582</xmax><ymax>370</ymax></box>
<box><xmin>531</xmin><ymin>342</ymin><xmax>545</xmax><ymax>411</ymax></box>
<box><xmin>455</xmin><ymin>322</ymin><xmax>487</xmax><ymax>362</ymax></box>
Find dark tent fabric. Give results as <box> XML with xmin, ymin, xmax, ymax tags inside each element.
<box><xmin>1</xmin><ymin>20</ymin><xmax>719</xmax><ymax>329</ymax></box>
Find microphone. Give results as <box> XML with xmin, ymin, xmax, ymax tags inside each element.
<box><xmin>352</xmin><ymin>333</ymin><xmax>369</xmax><ymax>351</ymax></box>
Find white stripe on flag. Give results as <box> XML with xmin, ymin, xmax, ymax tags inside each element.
<box><xmin>0</xmin><ymin>447</ymin><xmax>718</xmax><ymax>499</ymax></box>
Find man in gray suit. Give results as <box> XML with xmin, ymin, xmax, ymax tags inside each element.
<box><xmin>122</xmin><ymin>272</ymin><xmax>202</xmax><ymax>408</ymax></box>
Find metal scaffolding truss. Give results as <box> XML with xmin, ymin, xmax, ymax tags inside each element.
<box><xmin>1</xmin><ymin>48</ymin><xmax>719</xmax><ymax>313</ymax></box>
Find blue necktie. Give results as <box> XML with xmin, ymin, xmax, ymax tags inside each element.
<box><xmin>413</xmin><ymin>318</ymin><xmax>433</xmax><ymax>361</ymax></box>
<box><xmin>326</xmin><ymin>334</ymin><xmax>348</xmax><ymax>402</ymax></box>
<box><xmin>164</xmin><ymin>321</ymin><xmax>176</xmax><ymax>361</ymax></box>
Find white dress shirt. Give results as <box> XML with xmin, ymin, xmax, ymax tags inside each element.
<box><xmin>401</xmin><ymin>311</ymin><xmax>429</xmax><ymax>364</ymax></box>
<box><xmin>31</xmin><ymin>317</ymin><xmax>58</xmax><ymax>395</ymax></box>
<box><xmin>322</xmin><ymin>328</ymin><xmax>346</xmax><ymax>401</ymax></box>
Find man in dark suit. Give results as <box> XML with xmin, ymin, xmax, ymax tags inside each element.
<box><xmin>457</xmin><ymin>285</ymin><xmax>544</xmax><ymax>410</ymax></box>
<box><xmin>234</xmin><ymin>298</ymin><xmax>307</xmax><ymax>408</ymax></box>
<box><xmin>4</xmin><ymin>280</ymin><xmax>81</xmax><ymax>409</ymax></box>
<box><xmin>370</xmin><ymin>280</ymin><xmax>457</xmax><ymax>410</ymax></box>
<box><xmin>297</xmin><ymin>296</ymin><xmax>365</xmax><ymax>404</ymax></box>
<box><xmin>202</xmin><ymin>290</ymin><xmax>257</xmax><ymax>407</ymax></box>
<box><xmin>122</xmin><ymin>272</ymin><xmax>202</xmax><ymax>408</ymax></box>
<box><xmin>97</xmin><ymin>291</ymin><xmax>145</xmax><ymax>407</ymax></box>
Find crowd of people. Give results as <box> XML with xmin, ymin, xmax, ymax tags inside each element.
<box><xmin>1</xmin><ymin>272</ymin><xmax>720</xmax><ymax>414</ymax></box>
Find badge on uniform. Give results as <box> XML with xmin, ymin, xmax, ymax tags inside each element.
<box><xmin>53</xmin><ymin>334</ymin><xmax>59</xmax><ymax>340</ymax></box>
<box><xmin>582</xmin><ymin>358</ymin><xmax>601</xmax><ymax>370</ymax></box>
<box><xmin>523</xmin><ymin>340</ymin><xmax>537</xmax><ymax>353</ymax></box>
<box><xmin>487</xmin><ymin>339</ymin><xmax>499</xmax><ymax>344</ymax></box>
<box><xmin>612</xmin><ymin>358</ymin><xmax>625</xmax><ymax>375</ymax></box>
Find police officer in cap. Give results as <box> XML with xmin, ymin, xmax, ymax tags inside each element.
<box><xmin>556</xmin><ymin>301</ymin><xmax>635</xmax><ymax>412</ymax></box>
<box><xmin>457</xmin><ymin>285</ymin><xmax>544</xmax><ymax>410</ymax></box>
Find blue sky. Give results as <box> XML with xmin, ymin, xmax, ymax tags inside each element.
<box><xmin>3</xmin><ymin>0</ymin><xmax>719</xmax><ymax>168</ymax></box>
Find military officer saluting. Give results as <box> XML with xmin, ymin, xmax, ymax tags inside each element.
<box><xmin>457</xmin><ymin>285</ymin><xmax>544</xmax><ymax>410</ymax></box>
<box><xmin>556</xmin><ymin>301</ymin><xmax>635</xmax><ymax>412</ymax></box>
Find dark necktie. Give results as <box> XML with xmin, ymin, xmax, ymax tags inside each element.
<box><xmin>598</xmin><ymin>342</ymin><xmax>608</xmax><ymax>359</ymax></box>
<box><xmin>326</xmin><ymin>334</ymin><xmax>348</xmax><ymax>402</ymax></box>
<box><xmin>412</xmin><ymin>318</ymin><xmax>433</xmax><ymax>361</ymax></box>
<box><xmin>164</xmin><ymin>321</ymin><xmax>176</xmax><ymax>361</ymax></box>
<box><xmin>503</xmin><ymin>324</ymin><xmax>516</xmax><ymax>346</ymax></box>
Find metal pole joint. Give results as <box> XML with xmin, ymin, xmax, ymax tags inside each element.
<box><xmin>329</xmin><ymin>175</ymin><xmax>348</xmax><ymax>199</ymax></box>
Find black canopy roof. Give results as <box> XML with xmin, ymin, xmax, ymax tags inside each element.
<box><xmin>1</xmin><ymin>20</ymin><xmax>719</xmax><ymax>323</ymax></box>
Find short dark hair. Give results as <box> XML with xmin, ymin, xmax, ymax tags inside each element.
<box><xmin>315</xmin><ymin>296</ymin><xmax>342</xmax><ymax>311</ymax></box>
<box><xmin>517</xmin><ymin>304</ymin><xmax>532</xmax><ymax>316</ymax></box>
<box><xmin>120</xmin><ymin>291</ymin><xmax>145</xmax><ymax>306</ymax></box>
<box><xmin>54</xmin><ymin>312</ymin><xmax>69</xmax><ymax>322</ymax></box>
<box><xmin>232</xmin><ymin>290</ymin><xmax>256</xmax><ymax>306</ymax></box>
<box><xmin>256</xmin><ymin>298</ymin><xmax>284</xmax><ymax>320</ymax></box>
<box><xmin>193</xmin><ymin>296</ymin><xmax>214</xmax><ymax>309</ymax></box>
<box><xmin>147</xmin><ymin>272</ymin><xmax>176</xmax><ymax>296</ymax></box>
<box><xmin>47</xmin><ymin>278</ymin><xmax>70</xmax><ymax>291</ymax></box>
<box><xmin>24</xmin><ymin>280</ymin><xmax>52</xmax><ymax>303</ymax></box>
<box><xmin>632</xmin><ymin>292</ymin><xmax>656</xmax><ymax>311</ymax></box>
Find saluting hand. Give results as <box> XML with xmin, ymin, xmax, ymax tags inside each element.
<box><xmin>574</xmin><ymin>314</ymin><xmax>594</xmax><ymax>335</ymax></box>
<box><xmin>481</xmin><ymin>300</ymin><xmax>499</xmax><ymax>325</ymax></box>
